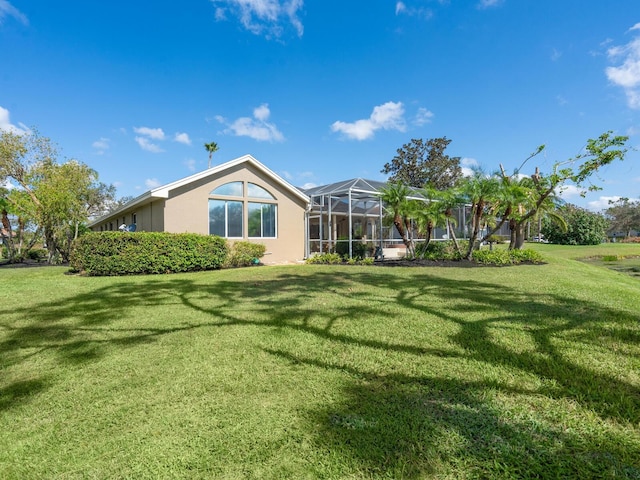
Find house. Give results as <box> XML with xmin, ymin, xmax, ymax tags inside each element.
<box><xmin>89</xmin><ymin>155</ymin><xmax>310</xmax><ymax>265</ymax></box>
<box><xmin>90</xmin><ymin>154</ymin><xmax>511</xmax><ymax>264</ymax></box>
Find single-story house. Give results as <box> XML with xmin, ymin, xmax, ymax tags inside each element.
<box><xmin>89</xmin><ymin>155</ymin><xmax>310</xmax><ymax>264</ymax></box>
<box><xmin>89</xmin><ymin>154</ymin><xmax>509</xmax><ymax>264</ymax></box>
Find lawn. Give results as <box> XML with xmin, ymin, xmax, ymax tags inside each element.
<box><xmin>1</xmin><ymin>244</ymin><xmax>639</xmax><ymax>479</ymax></box>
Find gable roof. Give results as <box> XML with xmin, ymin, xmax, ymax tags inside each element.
<box><xmin>89</xmin><ymin>154</ymin><xmax>309</xmax><ymax>227</ymax></box>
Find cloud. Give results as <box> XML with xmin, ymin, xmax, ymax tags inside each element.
<box><xmin>210</xmin><ymin>0</ymin><xmax>304</xmax><ymax>38</ymax></box>
<box><xmin>586</xmin><ymin>195</ymin><xmax>630</xmax><ymax>211</ymax></box>
<box><xmin>557</xmin><ymin>184</ymin><xmax>581</xmax><ymax>199</ymax></box>
<box><xmin>414</xmin><ymin>107</ymin><xmax>434</xmax><ymax>126</ymax></box>
<box><xmin>395</xmin><ymin>1</ymin><xmax>433</xmax><ymax>19</ymax></box>
<box><xmin>174</xmin><ymin>132</ymin><xmax>191</xmax><ymax>145</ymax></box>
<box><xmin>145</xmin><ymin>178</ymin><xmax>161</xmax><ymax>189</ymax></box>
<box><xmin>556</xmin><ymin>95</ymin><xmax>568</xmax><ymax>106</ymax></box>
<box><xmin>216</xmin><ymin>104</ymin><xmax>285</xmax><ymax>142</ymax></box>
<box><xmin>135</xmin><ymin>136</ymin><xmax>164</xmax><ymax>153</ymax></box>
<box><xmin>606</xmin><ymin>28</ymin><xmax>640</xmax><ymax>109</ymax></box>
<box><xmin>331</xmin><ymin>101</ymin><xmax>406</xmax><ymax>141</ymax></box>
<box><xmin>133</xmin><ymin>126</ymin><xmax>165</xmax><ymax>140</ymax></box>
<box><xmin>184</xmin><ymin>158</ymin><xmax>197</xmax><ymax>172</ymax></box>
<box><xmin>460</xmin><ymin>157</ymin><xmax>479</xmax><ymax>177</ymax></box>
<box><xmin>92</xmin><ymin>137</ymin><xmax>110</xmax><ymax>154</ymax></box>
<box><xmin>551</xmin><ymin>48</ymin><xmax>562</xmax><ymax>62</ymax></box>
<box><xmin>0</xmin><ymin>0</ymin><xmax>28</xmax><ymax>26</ymax></box>
<box><xmin>2</xmin><ymin>178</ymin><xmax>15</xmax><ymax>191</ymax></box>
<box><xmin>0</xmin><ymin>106</ymin><xmax>29</xmax><ymax>134</ymax></box>
<box><xmin>477</xmin><ymin>0</ymin><xmax>503</xmax><ymax>8</ymax></box>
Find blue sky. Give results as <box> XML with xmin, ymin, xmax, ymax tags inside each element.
<box><xmin>1</xmin><ymin>0</ymin><xmax>639</xmax><ymax>210</ymax></box>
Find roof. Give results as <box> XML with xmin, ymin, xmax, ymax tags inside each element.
<box><xmin>303</xmin><ymin>178</ymin><xmax>426</xmax><ymax>201</ymax></box>
<box><xmin>304</xmin><ymin>178</ymin><xmax>389</xmax><ymax>197</ymax></box>
<box><xmin>89</xmin><ymin>154</ymin><xmax>310</xmax><ymax>227</ymax></box>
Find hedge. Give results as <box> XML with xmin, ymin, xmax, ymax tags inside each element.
<box><xmin>70</xmin><ymin>232</ymin><xmax>228</xmax><ymax>276</ymax></box>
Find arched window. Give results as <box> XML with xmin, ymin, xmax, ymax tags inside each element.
<box><xmin>208</xmin><ymin>181</ymin><xmax>277</xmax><ymax>238</ymax></box>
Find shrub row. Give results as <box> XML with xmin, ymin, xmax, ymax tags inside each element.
<box><xmin>472</xmin><ymin>248</ymin><xmax>544</xmax><ymax>265</ymax></box>
<box><xmin>70</xmin><ymin>232</ymin><xmax>229</xmax><ymax>276</ymax></box>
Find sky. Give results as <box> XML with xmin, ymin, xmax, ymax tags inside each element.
<box><xmin>1</xmin><ymin>0</ymin><xmax>639</xmax><ymax>211</ymax></box>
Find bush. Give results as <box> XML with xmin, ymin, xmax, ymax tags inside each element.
<box><xmin>224</xmin><ymin>241</ymin><xmax>266</xmax><ymax>268</ymax></box>
<box><xmin>472</xmin><ymin>248</ymin><xmax>544</xmax><ymax>265</ymax></box>
<box><xmin>334</xmin><ymin>238</ymin><xmax>367</xmax><ymax>259</ymax></box>
<box><xmin>27</xmin><ymin>248</ymin><xmax>47</xmax><ymax>261</ymax></box>
<box><xmin>69</xmin><ymin>232</ymin><xmax>228</xmax><ymax>276</ymax></box>
<box><xmin>306</xmin><ymin>253</ymin><xmax>343</xmax><ymax>264</ymax></box>
<box><xmin>415</xmin><ymin>240</ymin><xmax>465</xmax><ymax>260</ymax></box>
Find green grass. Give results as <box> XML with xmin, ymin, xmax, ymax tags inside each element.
<box><xmin>1</xmin><ymin>244</ymin><xmax>639</xmax><ymax>479</ymax></box>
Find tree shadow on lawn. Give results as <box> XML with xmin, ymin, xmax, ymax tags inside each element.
<box><xmin>268</xmin><ymin>348</ymin><xmax>640</xmax><ymax>479</ymax></box>
<box><xmin>1</xmin><ymin>268</ymin><xmax>639</xmax><ymax>475</ymax></box>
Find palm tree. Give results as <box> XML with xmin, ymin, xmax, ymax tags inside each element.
<box><xmin>204</xmin><ymin>141</ymin><xmax>219</xmax><ymax>169</ymax></box>
<box><xmin>380</xmin><ymin>182</ymin><xmax>416</xmax><ymax>257</ymax></box>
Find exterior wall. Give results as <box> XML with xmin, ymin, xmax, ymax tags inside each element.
<box><xmin>163</xmin><ymin>163</ymin><xmax>307</xmax><ymax>264</ymax></box>
<box><xmin>90</xmin><ymin>199</ymin><xmax>165</xmax><ymax>232</ymax></box>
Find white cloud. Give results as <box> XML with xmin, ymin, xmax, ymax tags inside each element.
<box><xmin>414</xmin><ymin>107</ymin><xmax>434</xmax><ymax>126</ymax></box>
<box><xmin>300</xmin><ymin>182</ymin><xmax>317</xmax><ymax>190</ymax></box>
<box><xmin>331</xmin><ymin>101</ymin><xmax>406</xmax><ymax>141</ymax></box>
<box><xmin>556</xmin><ymin>94</ymin><xmax>568</xmax><ymax>106</ymax></box>
<box><xmin>0</xmin><ymin>106</ymin><xmax>29</xmax><ymax>134</ymax></box>
<box><xmin>184</xmin><ymin>158</ymin><xmax>196</xmax><ymax>172</ymax></box>
<box><xmin>460</xmin><ymin>157</ymin><xmax>479</xmax><ymax>177</ymax></box>
<box><xmin>606</xmin><ymin>30</ymin><xmax>640</xmax><ymax>109</ymax></box>
<box><xmin>395</xmin><ymin>1</ymin><xmax>432</xmax><ymax>19</ymax></box>
<box><xmin>135</xmin><ymin>136</ymin><xmax>164</xmax><ymax>153</ymax></box>
<box><xmin>2</xmin><ymin>178</ymin><xmax>15</xmax><ymax>191</ymax></box>
<box><xmin>145</xmin><ymin>178</ymin><xmax>161</xmax><ymax>189</ymax></box>
<box><xmin>557</xmin><ymin>184</ymin><xmax>581</xmax><ymax>199</ymax></box>
<box><xmin>629</xmin><ymin>23</ymin><xmax>640</xmax><ymax>32</ymax></box>
<box><xmin>216</xmin><ymin>104</ymin><xmax>285</xmax><ymax>142</ymax></box>
<box><xmin>0</xmin><ymin>0</ymin><xmax>28</xmax><ymax>26</ymax></box>
<box><xmin>478</xmin><ymin>0</ymin><xmax>503</xmax><ymax>8</ymax></box>
<box><xmin>551</xmin><ymin>48</ymin><xmax>562</xmax><ymax>62</ymax></box>
<box><xmin>92</xmin><ymin>137</ymin><xmax>110</xmax><ymax>154</ymax></box>
<box><xmin>210</xmin><ymin>0</ymin><xmax>304</xmax><ymax>38</ymax></box>
<box><xmin>586</xmin><ymin>196</ymin><xmax>633</xmax><ymax>212</ymax></box>
<box><xmin>133</xmin><ymin>126</ymin><xmax>165</xmax><ymax>140</ymax></box>
<box><xmin>174</xmin><ymin>132</ymin><xmax>191</xmax><ymax>145</ymax></box>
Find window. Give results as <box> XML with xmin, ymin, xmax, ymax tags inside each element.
<box><xmin>209</xmin><ymin>200</ymin><xmax>243</xmax><ymax>237</ymax></box>
<box><xmin>209</xmin><ymin>181</ymin><xmax>277</xmax><ymax>239</ymax></box>
<box><xmin>248</xmin><ymin>202</ymin><xmax>276</xmax><ymax>238</ymax></box>
<box><xmin>211</xmin><ymin>182</ymin><xmax>243</xmax><ymax>197</ymax></box>
<box><xmin>247</xmin><ymin>183</ymin><xmax>275</xmax><ymax>199</ymax></box>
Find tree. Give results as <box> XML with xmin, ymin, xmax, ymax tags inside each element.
<box><xmin>542</xmin><ymin>204</ymin><xmax>609</xmax><ymax>245</ymax></box>
<box><xmin>0</xmin><ymin>129</ymin><xmax>115</xmax><ymax>263</ymax></box>
<box><xmin>204</xmin><ymin>141</ymin><xmax>219</xmax><ymax>169</ymax></box>
<box><xmin>382</xmin><ymin>137</ymin><xmax>462</xmax><ymax>189</ymax></box>
<box><xmin>605</xmin><ymin>198</ymin><xmax>640</xmax><ymax>238</ymax></box>
<box><xmin>457</xmin><ymin>172</ymin><xmax>501</xmax><ymax>259</ymax></box>
<box><xmin>476</xmin><ymin>132</ymin><xmax>629</xmax><ymax>251</ymax></box>
<box><xmin>379</xmin><ymin>182</ymin><xmax>418</xmax><ymax>256</ymax></box>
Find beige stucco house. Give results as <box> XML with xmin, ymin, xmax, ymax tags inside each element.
<box><xmin>89</xmin><ymin>155</ymin><xmax>310</xmax><ymax>265</ymax></box>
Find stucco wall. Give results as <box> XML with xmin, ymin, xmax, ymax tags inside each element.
<box><xmin>163</xmin><ymin>163</ymin><xmax>307</xmax><ymax>264</ymax></box>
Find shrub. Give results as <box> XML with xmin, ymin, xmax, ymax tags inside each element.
<box><xmin>415</xmin><ymin>240</ymin><xmax>464</xmax><ymax>261</ymax></box>
<box><xmin>69</xmin><ymin>232</ymin><xmax>228</xmax><ymax>276</ymax></box>
<box><xmin>27</xmin><ymin>248</ymin><xmax>47</xmax><ymax>261</ymax></box>
<box><xmin>472</xmin><ymin>248</ymin><xmax>544</xmax><ymax>265</ymax></box>
<box><xmin>334</xmin><ymin>238</ymin><xmax>367</xmax><ymax>259</ymax></box>
<box><xmin>306</xmin><ymin>253</ymin><xmax>343</xmax><ymax>264</ymax></box>
<box><xmin>224</xmin><ymin>241</ymin><xmax>266</xmax><ymax>268</ymax></box>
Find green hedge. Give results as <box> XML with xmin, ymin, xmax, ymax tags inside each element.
<box><xmin>70</xmin><ymin>232</ymin><xmax>228</xmax><ymax>276</ymax></box>
<box><xmin>224</xmin><ymin>241</ymin><xmax>267</xmax><ymax>267</ymax></box>
<box><xmin>472</xmin><ymin>248</ymin><xmax>544</xmax><ymax>265</ymax></box>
